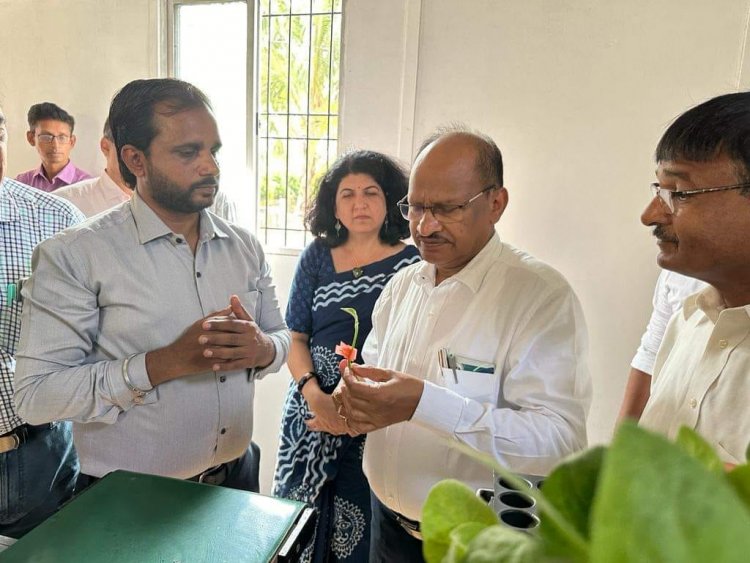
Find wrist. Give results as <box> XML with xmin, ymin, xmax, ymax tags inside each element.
<box><xmin>145</xmin><ymin>347</ymin><xmax>179</xmax><ymax>386</ymax></box>
<box><xmin>258</xmin><ymin>334</ymin><xmax>276</xmax><ymax>368</ymax></box>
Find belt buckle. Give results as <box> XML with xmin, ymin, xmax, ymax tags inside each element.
<box><xmin>0</xmin><ymin>432</ymin><xmax>21</xmax><ymax>454</ymax></box>
<box><xmin>197</xmin><ymin>464</ymin><xmax>227</xmax><ymax>485</ymax></box>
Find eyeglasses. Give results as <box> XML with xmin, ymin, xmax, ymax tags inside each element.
<box><xmin>650</xmin><ymin>182</ymin><xmax>750</xmax><ymax>213</ymax></box>
<box><xmin>36</xmin><ymin>133</ymin><xmax>71</xmax><ymax>144</ymax></box>
<box><xmin>397</xmin><ymin>185</ymin><xmax>497</xmax><ymax>223</ymax></box>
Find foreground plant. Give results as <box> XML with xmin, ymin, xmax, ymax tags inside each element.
<box><xmin>421</xmin><ymin>423</ymin><xmax>750</xmax><ymax>562</ymax></box>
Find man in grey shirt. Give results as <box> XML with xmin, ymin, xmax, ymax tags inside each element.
<box><xmin>14</xmin><ymin>78</ymin><xmax>290</xmax><ymax>491</ymax></box>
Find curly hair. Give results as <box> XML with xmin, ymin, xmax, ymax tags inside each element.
<box><xmin>307</xmin><ymin>150</ymin><xmax>411</xmax><ymax>247</ymax></box>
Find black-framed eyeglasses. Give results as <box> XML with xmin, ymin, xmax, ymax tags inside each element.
<box><xmin>36</xmin><ymin>133</ymin><xmax>71</xmax><ymax>145</ymax></box>
<box><xmin>397</xmin><ymin>185</ymin><xmax>497</xmax><ymax>223</ymax></box>
<box><xmin>650</xmin><ymin>182</ymin><xmax>750</xmax><ymax>214</ymax></box>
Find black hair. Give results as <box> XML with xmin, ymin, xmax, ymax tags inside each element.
<box><xmin>416</xmin><ymin>124</ymin><xmax>504</xmax><ymax>187</ymax></box>
<box><xmin>27</xmin><ymin>102</ymin><xmax>75</xmax><ymax>132</ymax></box>
<box><xmin>656</xmin><ymin>92</ymin><xmax>750</xmax><ymax>189</ymax></box>
<box><xmin>307</xmin><ymin>150</ymin><xmax>411</xmax><ymax>247</ymax></box>
<box><xmin>108</xmin><ymin>78</ymin><xmax>212</xmax><ymax>188</ymax></box>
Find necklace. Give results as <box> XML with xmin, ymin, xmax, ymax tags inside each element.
<box><xmin>352</xmin><ymin>266</ymin><xmax>364</xmax><ymax>279</ymax></box>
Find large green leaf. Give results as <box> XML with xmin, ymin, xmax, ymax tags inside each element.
<box><xmin>444</xmin><ymin>522</ymin><xmax>490</xmax><ymax>563</ymax></box>
<box><xmin>590</xmin><ymin>423</ymin><xmax>750</xmax><ymax>562</ymax></box>
<box><xmin>421</xmin><ymin>480</ymin><xmax>499</xmax><ymax>563</ymax></box>
<box><xmin>464</xmin><ymin>525</ymin><xmax>543</xmax><ymax>563</ymax></box>
<box><xmin>675</xmin><ymin>426</ymin><xmax>724</xmax><ymax>475</ymax></box>
<box><xmin>539</xmin><ymin>446</ymin><xmax>603</xmax><ymax>561</ymax></box>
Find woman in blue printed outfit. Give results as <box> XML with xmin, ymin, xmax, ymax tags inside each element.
<box><xmin>273</xmin><ymin>151</ymin><xmax>419</xmax><ymax>562</ymax></box>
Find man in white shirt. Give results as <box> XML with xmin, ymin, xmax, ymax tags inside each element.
<box><xmin>54</xmin><ymin>119</ymin><xmax>132</xmax><ymax>217</ymax></box>
<box><xmin>335</xmin><ymin>129</ymin><xmax>591</xmax><ymax>562</ymax></box>
<box><xmin>638</xmin><ymin>92</ymin><xmax>750</xmax><ymax>467</ymax></box>
<box><xmin>57</xmin><ymin>119</ymin><xmax>237</xmax><ymax>221</ymax></box>
<box><xmin>618</xmin><ymin>271</ymin><xmax>705</xmax><ymax>421</ymax></box>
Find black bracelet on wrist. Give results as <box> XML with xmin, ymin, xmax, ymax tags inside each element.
<box><xmin>297</xmin><ymin>371</ymin><xmax>318</xmax><ymax>393</ymax></box>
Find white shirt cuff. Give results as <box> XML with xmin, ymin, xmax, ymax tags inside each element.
<box><xmin>411</xmin><ymin>380</ymin><xmax>465</xmax><ymax>436</ymax></box>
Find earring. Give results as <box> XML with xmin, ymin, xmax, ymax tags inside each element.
<box><xmin>335</xmin><ymin>219</ymin><xmax>341</xmax><ymax>235</ymax></box>
<box><xmin>384</xmin><ymin>216</ymin><xmax>390</xmax><ymax>230</ymax></box>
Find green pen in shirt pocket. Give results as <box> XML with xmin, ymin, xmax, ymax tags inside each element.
<box><xmin>453</xmin><ymin>354</ymin><xmax>495</xmax><ymax>374</ymax></box>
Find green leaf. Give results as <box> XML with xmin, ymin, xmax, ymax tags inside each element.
<box><xmin>590</xmin><ymin>423</ymin><xmax>750</xmax><ymax>562</ymax></box>
<box><xmin>463</xmin><ymin>525</ymin><xmax>543</xmax><ymax>563</ymax></box>
<box><xmin>727</xmin><ymin>464</ymin><xmax>750</xmax><ymax>509</ymax></box>
<box><xmin>444</xmin><ymin>522</ymin><xmax>489</xmax><ymax>563</ymax></box>
<box><xmin>421</xmin><ymin>480</ymin><xmax>499</xmax><ymax>563</ymax></box>
<box><xmin>675</xmin><ymin>426</ymin><xmax>724</xmax><ymax>475</ymax></box>
<box><xmin>539</xmin><ymin>446</ymin><xmax>604</xmax><ymax>560</ymax></box>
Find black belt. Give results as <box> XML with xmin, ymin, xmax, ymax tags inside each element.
<box><xmin>0</xmin><ymin>423</ymin><xmax>55</xmax><ymax>454</ymax></box>
<box><xmin>382</xmin><ymin>503</ymin><xmax>422</xmax><ymax>541</ymax></box>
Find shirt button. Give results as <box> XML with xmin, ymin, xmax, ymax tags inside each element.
<box><xmin>220</xmin><ymin>428</ymin><xmax>227</xmax><ymax>435</ymax></box>
<box><xmin>196</xmin><ymin>272</ymin><xmax>202</xmax><ymax>278</ymax></box>
<box><xmin>175</xmin><ymin>237</ymin><xmax>183</xmax><ymax>244</ymax></box>
<box><xmin>719</xmin><ymin>339</ymin><xmax>728</xmax><ymax>348</ymax></box>
<box><xmin>689</xmin><ymin>398</ymin><xmax>698</xmax><ymax>409</ymax></box>
<box><xmin>219</xmin><ymin>376</ymin><xmax>226</xmax><ymax>383</ymax></box>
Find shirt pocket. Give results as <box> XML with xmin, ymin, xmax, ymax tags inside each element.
<box><xmin>441</xmin><ymin>367</ymin><xmax>496</xmax><ymax>402</ymax></box>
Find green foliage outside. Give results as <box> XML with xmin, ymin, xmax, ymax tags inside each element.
<box><xmin>257</xmin><ymin>0</ymin><xmax>341</xmax><ymax>241</ymax></box>
<box><xmin>421</xmin><ymin>424</ymin><xmax>750</xmax><ymax>562</ymax></box>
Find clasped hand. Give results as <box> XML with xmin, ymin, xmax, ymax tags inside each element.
<box><xmin>197</xmin><ymin>295</ymin><xmax>273</xmax><ymax>372</ymax></box>
<box><xmin>148</xmin><ymin>295</ymin><xmax>273</xmax><ymax>385</ymax></box>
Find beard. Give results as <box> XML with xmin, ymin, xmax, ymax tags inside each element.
<box><xmin>146</xmin><ymin>164</ymin><xmax>218</xmax><ymax>214</ymax></box>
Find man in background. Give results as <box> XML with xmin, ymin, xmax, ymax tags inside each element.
<box><xmin>618</xmin><ymin>271</ymin><xmax>705</xmax><ymax>421</ymax></box>
<box><xmin>0</xmin><ymin>104</ymin><xmax>83</xmax><ymax>537</ymax></box>
<box><xmin>15</xmin><ymin>102</ymin><xmax>92</xmax><ymax>192</ymax></box>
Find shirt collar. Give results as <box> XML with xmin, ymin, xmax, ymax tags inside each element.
<box><xmin>414</xmin><ymin>231</ymin><xmax>502</xmax><ymax>293</ymax></box>
<box><xmin>31</xmin><ymin>161</ymin><xmax>76</xmax><ymax>186</ymax></box>
<box><xmin>687</xmin><ymin>284</ymin><xmax>750</xmax><ymax>324</ymax></box>
<box><xmin>129</xmin><ymin>191</ymin><xmax>229</xmax><ymax>245</ymax></box>
<box><xmin>53</xmin><ymin>161</ymin><xmax>79</xmax><ymax>184</ymax></box>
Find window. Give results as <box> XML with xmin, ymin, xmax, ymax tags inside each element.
<box><xmin>166</xmin><ymin>0</ymin><xmax>343</xmax><ymax>250</ymax></box>
<box><xmin>168</xmin><ymin>0</ymin><xmax>251</xmax><ymax>225</ymax></box>
<box><xmin>257</xmin><ymin>0</ymin><xmax>342</xmax><ymax>249</ymax></box>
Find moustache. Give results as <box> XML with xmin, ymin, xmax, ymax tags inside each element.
<box><xmin>190</xmin><ymin>179</ymin><xmax>218</xmax><ymax>191</ymax></box>
<box><xmin>415</xmin><ymin>233</ymin><xmax>448</xmax><ymax>243</ymax></box>
<box><xmin>653</xmin><ymin>226</ymin><xmax>678</xmax><ymax>244</ymax></box>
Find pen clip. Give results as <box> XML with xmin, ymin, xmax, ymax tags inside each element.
<box><xmin>448</xmin><ymin>353</ymin><xmax>458</xmax><ymax>383</ymax></box>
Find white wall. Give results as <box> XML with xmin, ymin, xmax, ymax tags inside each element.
<box><xmin>340</xmin><ymin>0</ymin><xmax>750</xmax><ymax>445</ymax></box>
<box><xmin>0</xmin><ymin>0</ymin><xmax>160</xmax><ymax>177</ymax></box>
<box><xmin>2</xmin><ymin>0</ymin><xmax>749</xmax><ymax>494</ymax></box>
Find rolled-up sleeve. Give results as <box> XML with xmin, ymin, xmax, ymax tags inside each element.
<box><xmin>14</xmin><ymin>237</ymin><xmax>153</xmax><ymax>425</ymax></box>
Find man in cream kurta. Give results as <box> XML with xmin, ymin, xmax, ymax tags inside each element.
<box><xmin>639</xmin><ymin>91</ymin><xmax>750</xmax><ymax>466</ymax></box>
